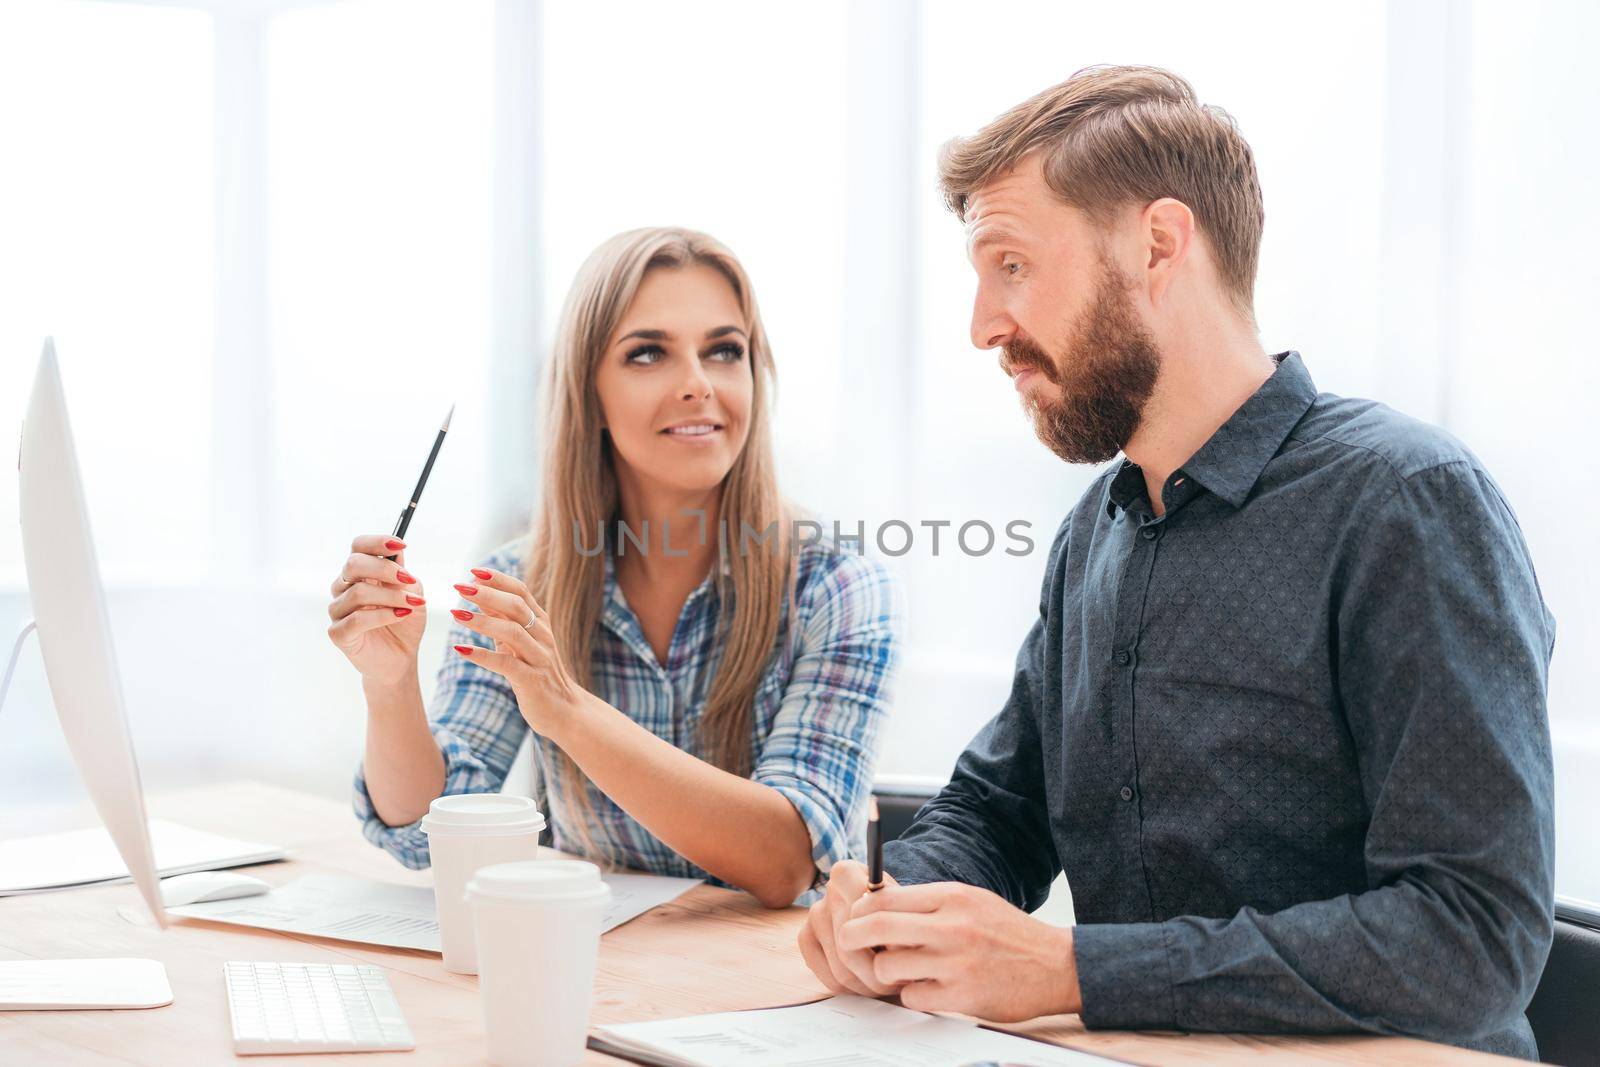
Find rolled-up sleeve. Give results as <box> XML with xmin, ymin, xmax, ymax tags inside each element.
<box><xmin>751</xmin><ymin>552</ymin><xmax>903</xmax><ymax>898</ymax></box>
<box><xmin>351</xmin><ymin>549</ymin><xmax>531</xmax><ymax>869</ymax></box>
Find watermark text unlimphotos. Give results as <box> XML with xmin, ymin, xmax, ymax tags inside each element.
<box><xmin>572</xmin><ymin>510</ymin><xmax>1036</xmax><ymax>559</ymax></box>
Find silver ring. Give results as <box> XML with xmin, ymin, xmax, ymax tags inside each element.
<box><xmin>523</xmin><ymin>617</ymin><xmax>537</xmax><ymax>632</ymax></box>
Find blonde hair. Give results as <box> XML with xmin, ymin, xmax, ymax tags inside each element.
<box><xmin>525</xmin><ymin>226</ymin><xmax>795</xmax><ymax>859</ymax></box>
<box><xmin>937</xmin><ymin>65</ymin><xmax>1265</xmax><ymax>320</ymax></box>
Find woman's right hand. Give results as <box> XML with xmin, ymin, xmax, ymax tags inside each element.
<box><xmin>327</xmin><ymin>535</ymin><xmax>428</xmax><ymax>688</ymax></box>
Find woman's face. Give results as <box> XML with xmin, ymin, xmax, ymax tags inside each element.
<box><xmin>594</xmin><ymin>263</ymin><xmax>755</xmax><ymax>497</ymax></box>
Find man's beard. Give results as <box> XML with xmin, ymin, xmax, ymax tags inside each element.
<box><xmin>1003</xmin><ymin>260</ymin><xmax>1161</xmax><ymax>465</ymax></box>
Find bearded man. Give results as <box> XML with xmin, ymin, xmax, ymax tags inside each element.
<box><xmin>798</xmin><ymin>66</ymin><xmax>1556</xmax><ymax>1060</ymax></box>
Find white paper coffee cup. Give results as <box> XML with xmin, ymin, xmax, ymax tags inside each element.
<box><xmin>465</xmin><ymin>860</ymin><xmax>612</xmax><ymax>1067</ymax></box>
<box><xmin>420</xmin><ymin>794</ymin><xmax>546</xmax><ymax>974</ymax></box>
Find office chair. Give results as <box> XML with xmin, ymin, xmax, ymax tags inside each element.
<box><xmin>872</xmin><ymin>783</ymin><xmax>938</xmax><ymax>845</ymax></box>
<box><xmin>1528</xmin><ymin>896</ymin><xmax>1600</xmax><ymax>1066</ymax></box>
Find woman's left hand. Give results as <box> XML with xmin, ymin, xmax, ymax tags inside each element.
<box><xmin>449</xmin><ymin>567</ymin><xmax>588</xmax><ymax>738</ymax></box>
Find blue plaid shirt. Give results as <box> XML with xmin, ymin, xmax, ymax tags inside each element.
<box><xmin>353</xmin><ymin>531</ymin><xmax>902</xmax><ymax>903</ymax></box>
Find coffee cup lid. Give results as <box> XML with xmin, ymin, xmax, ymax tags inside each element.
<box><xmin>419</xmin><ymin>793</ymin><xmax>546</xmax><ymax>837</ymax></box>
<box><xmin>465</xmin><ymin>860</ymin><xmax>612</xmax><ymax>906</ymax></box>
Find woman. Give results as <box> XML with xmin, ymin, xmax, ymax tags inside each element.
<box><xmin>326</xmin><ymin>227</ymin><xmax>902</xmax><ymax>907</ymax></box>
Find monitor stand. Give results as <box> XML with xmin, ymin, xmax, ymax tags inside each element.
<box><xmin>1</xmin><ymin>620</ymin><xmax>37</xmax><ymax>720</ymax></box>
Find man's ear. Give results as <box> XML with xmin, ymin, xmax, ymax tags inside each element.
<box><xmin>1142</xmin><ymin>197</ymin><xmax>1196</xmax><ymax>305</ymax></box>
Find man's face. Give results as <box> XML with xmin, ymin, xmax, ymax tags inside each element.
<box><xmin>964</xmin><ymin>155</ymin><xmax>1161</xmax><ymax>464</ymax></box>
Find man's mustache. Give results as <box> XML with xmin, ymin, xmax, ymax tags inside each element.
<box><xmin>1000</xmin><ymin>337</ymin><xmax>1059</xmax><ymax>384</ymax></box>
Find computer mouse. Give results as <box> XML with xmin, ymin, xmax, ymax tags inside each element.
<box><xmin>159</xmin><ymin>870</ymin><xmax>273</xmax><ymax>907</ymax></box>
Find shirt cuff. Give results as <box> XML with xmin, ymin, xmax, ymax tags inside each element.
<box><xmin>761</xmin><ymin>778</ymin><xmax>850</xmax><ymax>902</ymax></box>
<box><xmin>1072</xmin><ymin>920</ymin><xmax>1181</xmax><ymax>1031</ymax></box>
<box><xmin>350</xmin><ymin>724</ymin><xmax>497</xmax><ymax>870</ymax></box>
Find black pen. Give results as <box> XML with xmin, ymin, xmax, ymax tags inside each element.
<box><xmin>867</xmin><ymin>796</ymin><xmax>883</xmax><ymax>892</ymax></box>
<box><xmin>386</xmin><ymin>403</ymin><xmax>454</xmax><ymax>562</ymax></box>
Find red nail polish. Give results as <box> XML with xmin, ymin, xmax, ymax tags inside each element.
<box><xmin>471</xmin><ymin>568</ymin><xmax>493</xmax><ymax>581</ymax></box>
<box><xmin>453</xmin><ymin>644</ymin><xmax>474</xmax><ymax>656</ymax></box>
<box><xmin>393</xmin><ymin>607</ymin><xmax>412</xmax><ymax>617</ymax></box>
<box><xmin>450</xmin><ymin>608</ymin><xmax>474</xmax><ymax>622</ymax></box>
<box><xmin>396</xmin><ymin>570</ymin><xmax>417</xmax><ymax>585</ymax></box>
<box><xmin>386</xmin><ymin>538</ymin><xmax>406</xmax><ymax>551</ymax></box>
<box><xmin>405</xmin><ymin>594</ymin><xmax>425</xmax><ymax>606</ymax></box>
<box><xmin>453</xmin><ymin>583</ymin><xmax>478</xmax><ymax>596</ymax></box>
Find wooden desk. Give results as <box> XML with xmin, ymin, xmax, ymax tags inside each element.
<box><xmin>0</xmin><ymin>783</ymin><xmax>1515</xmax><ymax>1065</ymax></box>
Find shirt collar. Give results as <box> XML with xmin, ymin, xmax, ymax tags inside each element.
<box><xmin>600</xmin><ymin>528</ymin><xmax>730</xmax><ymax>633</ymax></box>
<box><xmin>1107</xmin><ymin>351</ymin><xmax>1317</xmax><ymax>517</ymax></box>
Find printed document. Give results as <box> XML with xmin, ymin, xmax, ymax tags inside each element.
<box><xmin>167</xmin><ymin>870</ymin><xmax>701</xmax><ymax>951</ymax></box>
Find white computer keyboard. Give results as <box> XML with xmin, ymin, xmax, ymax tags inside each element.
<box><xmin>223</xmin><ymin>961</ymin><xmax>415</xmax><ymax>1055</ymax></box>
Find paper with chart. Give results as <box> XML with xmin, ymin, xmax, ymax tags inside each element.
<box><xmin>590</xmin><ymin>995</ymin><xmax>1128</xmax><ymax>1067</ymax></box>
<box><xmin>167</xmin><ymin>874</ymin><xmax>440</xmax><ymax>951</ymax></box>
<box><xmin>167</xmin><ymin>870</ymin><xmax>701</xmax><ymax>951</ymax></box>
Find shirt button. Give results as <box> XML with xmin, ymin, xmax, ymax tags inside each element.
<box><xmin>1119</xmin><ymin>786</ymin><xmax>1134</xmax><ymax>802</ymax></box>
<box><xmin>1141</xmin><ymin>525</ymin><xmax>1160</xmax><ymax>541</ymax></box>
<box><xmin>1114</xmin><ymin>649</ymin><xmax>1131</xmax><ymax>666</ymax></box>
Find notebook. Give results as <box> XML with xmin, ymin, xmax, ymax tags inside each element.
<box><xmin>588</xmin><ymin>995</ymin><xmax>1135</xmax><ymax>1067</ymax></box>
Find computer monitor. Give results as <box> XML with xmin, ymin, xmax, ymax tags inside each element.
<box><xmin>16</xmin><ymin>337</ymin><xmax>167</xmax><ymax>927</ymax></box>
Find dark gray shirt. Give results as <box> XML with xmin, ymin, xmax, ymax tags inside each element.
<box><xmin>884</xmin><ymin>352</ymin><xmax>1556</xmax><ymax>1059</ymax></box>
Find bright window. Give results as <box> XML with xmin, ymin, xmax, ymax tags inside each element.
<box><xmin>264</xmin><ymin>0</ymin><xmax>496</xmax><ymax>589</ymax></box>
<box><xmin>0</xmin><ymin>0</ymin><xmax>213</xmax><ymax>585</ymax></box>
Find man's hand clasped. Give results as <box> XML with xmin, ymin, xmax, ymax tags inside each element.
<box><xmin>797</xmin><ymin>859</ymin><xmax>1083</xmax><ymax>1023</ymax></box>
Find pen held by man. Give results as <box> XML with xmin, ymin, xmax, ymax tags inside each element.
<box><xmin>867</xmin><ymin>796</ymin><xmax>884</xmax><ymax>893</ymax></box>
